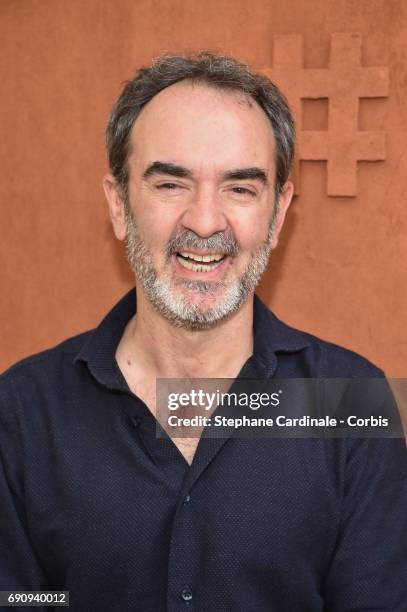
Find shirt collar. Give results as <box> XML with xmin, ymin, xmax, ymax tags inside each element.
<box><xmin>74</xmin><ymin>287</ymin><xmax>310</xmax><ymax>387</ymax></box>
<box><xmin>251</xmin><ymin>292</ymin><xmax>310</xmax><ymax>376</ymax></box>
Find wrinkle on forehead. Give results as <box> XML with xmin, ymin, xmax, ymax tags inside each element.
<box><xmin>134</xmin><ymin>80</ymin><xmax>266</xmax><ymax>136</ymax></box>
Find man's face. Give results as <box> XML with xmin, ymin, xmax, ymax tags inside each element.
<box><xmin>107</xmin><ymin>81</ymin><xmax>293</xmax><ymax>329</ymax></box>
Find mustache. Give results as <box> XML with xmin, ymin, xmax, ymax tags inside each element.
<box><xmin>166</xmin><ymin>230</ymin><xmax>240</xmax><ymax>259</ymax></box>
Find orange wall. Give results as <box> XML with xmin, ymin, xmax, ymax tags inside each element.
<box><xmin>1</xmin><ymin>0</ymin><xmax>406</xmax><ymax>376</ymax></box>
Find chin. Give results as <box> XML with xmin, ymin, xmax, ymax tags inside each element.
<box><xmin>147</xmin><ymin>278</ymin><xmax>250</xmax><ymax>331</ymax></box>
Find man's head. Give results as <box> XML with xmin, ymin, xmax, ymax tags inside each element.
<box><xmin>103</xmin><ymin>52</ymin><xmax>295</xmax><ymax>330</ymax></box>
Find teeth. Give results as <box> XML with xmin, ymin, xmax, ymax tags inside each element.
<box><xmin>202</xmin><ymin>254</ymin><xmax>223</xmax><ymax>262</ymax></box>
<box><xmin>179</xmin><ymin>251</ymin><xmax>224</xmax><ymax>263</ymax></box>
<box><xmin>176</xmin><ymin>254</ymin><xmax>224</xmax><ymax>272</ymax></box>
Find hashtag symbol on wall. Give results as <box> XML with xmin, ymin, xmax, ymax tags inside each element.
<box><xmin>262</xmin><ymin>33</ymin><xmax>389</xmax><ymax>196</ymax></box>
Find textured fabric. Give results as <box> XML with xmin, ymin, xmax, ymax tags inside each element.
<box><xmin>0</xmin><ymin>288</ymin><xmax>406</xmax><ymax>611</ymax></box>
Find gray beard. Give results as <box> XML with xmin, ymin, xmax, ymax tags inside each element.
<box><xmin>124</xmin><ymin>204</ymin><xmax>277</xmax><ymax>331</ymax></box>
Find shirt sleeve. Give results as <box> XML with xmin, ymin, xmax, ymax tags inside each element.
<box><xmin>324</xmin><ymin>434</ymin><xmax>407</xmax><ymax>611</ymax></box>
<box><xmin>0</xmin><ymin>375</ymin><xmax>49</xmax><ymax>599</ymax></box>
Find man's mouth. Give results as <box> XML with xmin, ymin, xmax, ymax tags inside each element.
<box><xmin>175</xmin><ymin>251</ymin><xmax>227</xmax><ymax>273</ymax></box>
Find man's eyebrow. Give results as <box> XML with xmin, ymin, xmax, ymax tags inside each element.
<box><xmin>142</xmin><ymin>161</ymin><xmax>193</xmax><ymax>180</ymax></box>
<box><xmin>222</xmin><ymin>167</ymin><xmax>269</xmax><ymax>184</ymax></box>
<box><xmin>142</xmin><ymin>162</ymin><xmax>269</xmax><ymax>185</ymax></box>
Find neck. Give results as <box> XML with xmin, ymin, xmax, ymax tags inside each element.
<box><xmin>118</xmin><ymin>288</ymin><xmax>255</xmax><ymax>380</ymax></box>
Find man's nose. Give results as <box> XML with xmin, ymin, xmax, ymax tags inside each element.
<box><xmin>180</xmin><ymin>186</ymin><xmax>228</xmax><ymax>238</ymax></box>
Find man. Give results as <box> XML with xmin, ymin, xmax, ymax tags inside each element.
<box><xmin>0</xmin><ymin>52</ymin><xmax>406</xmax><ymax>611</ymax></box>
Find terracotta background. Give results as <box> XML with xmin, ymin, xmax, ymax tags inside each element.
<box><xmin>1</xmin><ymin>0</ymin><xmax>406</xmax><ymax>376</ymax></box>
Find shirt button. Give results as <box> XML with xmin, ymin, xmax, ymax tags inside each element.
<box><xmin>181</xmin><ymin>588</ymin><xmax>193</xmax><ymax>602</ymax></box>
<box><xmin>183</xmin><ymin>493</ymin><xmax>191</xmax><ymax>504</ymax></box>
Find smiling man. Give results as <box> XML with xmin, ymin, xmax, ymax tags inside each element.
<box><xmin>105</xmin><ymin>79</ymin><xmax>291</xmax><ymax>333</ymax></box>
<box><xmin>1</xmin><ymin>53</ymin><xmax>406</xmax><ymax>611</ymax></box>
<box><xmin>103</xmin><ymin>69</ymin><xmax>294</xmax><ymax>463</ymax></box>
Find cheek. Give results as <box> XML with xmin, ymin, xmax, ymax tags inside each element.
<box><xmin>132</xmin><ymin>198</ymin><xmax>178</xmax><ymax>249</ymax></box>
<box><xmin>231</xmin><ymin>210</ymin><xmax>271</xmax><ymax>251</ymax></box>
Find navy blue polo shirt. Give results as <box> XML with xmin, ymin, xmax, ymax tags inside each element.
<box><xmin>0</xmin><ymin>289</ymin><xmax>406</xmax><ymax>611</ymax></box>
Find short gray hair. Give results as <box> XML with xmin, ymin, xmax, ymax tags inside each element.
<box><xmin>106</xmin><ymin>51</ymin><xmax>295</xmax><ymax>200</ymax></box>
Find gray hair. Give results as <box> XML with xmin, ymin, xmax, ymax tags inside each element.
<box><xmin>106</xmin><ymin>51</ymin><xmax>295</xmax><ymax>200</ymax></box>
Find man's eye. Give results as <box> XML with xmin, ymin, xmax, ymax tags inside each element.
<box><xmin>230</xmin><ymin>187</ymin><xmax>256</xmax><ymax>197</ymax></box>
<box><xmin>156</xmin><ymin>182</ymin><xmax>181</xmax><ymax>190</ymax></box>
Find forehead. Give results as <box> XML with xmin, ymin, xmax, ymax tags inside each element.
<box><xmin>128</xmin><ymin>81</ymin><xmax>276</xmax><ymax>174</ymax></box>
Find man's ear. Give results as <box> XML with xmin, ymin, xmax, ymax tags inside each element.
<box><xmin>103</xmin><ymin>174</ymin><xmax>127</xmax><ymax>241</ymax></box>
<box><xmin>271</xmin><ymin>181</ymin><xmax>294</xmax><ymax>249</ymax></box>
